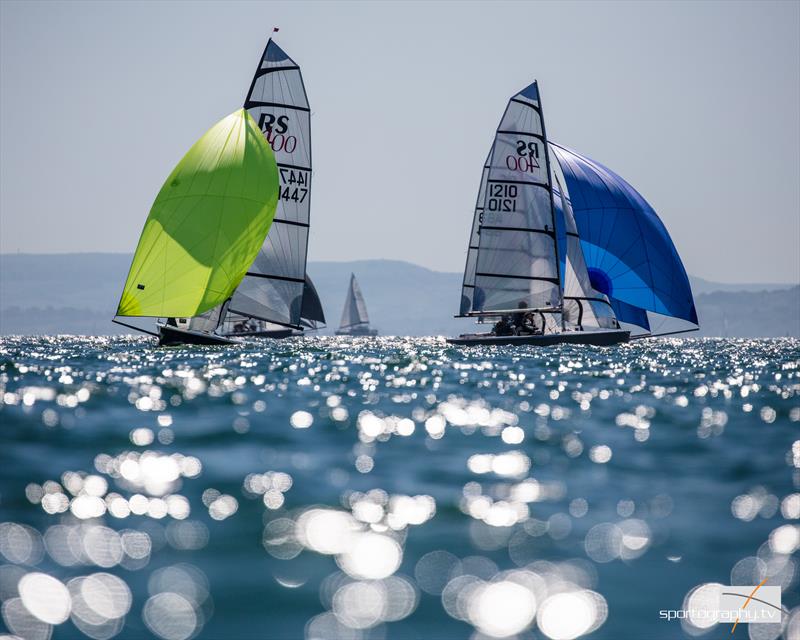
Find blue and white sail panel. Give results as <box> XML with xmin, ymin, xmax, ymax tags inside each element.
<box><xmin>609</xmin><ymin>298</ymin><xmax>650</xmax><ymax>333</ymax></box>
<box><xmin>549</xmin><ymin>142</ymin><xmax>698</xmax><ymax>329</ymax></box>
<box><xmin>230</xmin><ymin>39</ymin><xmax>312</xmax><ymax>328</ymax></box>
<box><xmin>552</xmin><ymin>171</ymin><xmax>618</xmax><ymax>331</ymax></box>
<box><xmin>469</xmin><ymin>81</ymin><xmax>560</xmax><ymax>314</ymax></box>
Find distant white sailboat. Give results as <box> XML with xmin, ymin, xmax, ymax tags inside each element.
<box><xmin>336</xmin><ymin>274</ymin><xmax>378</xmax><ymax>336</ymax></box>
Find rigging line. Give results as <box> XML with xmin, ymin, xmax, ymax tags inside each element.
<box><xmin>112</xmin><ymin>318</ymin><xmax>159</xmax><ymax>338</ymax></box>
<box><xmin>630</xmin><ymin>327</ymin><xmax>699</xmax><ymax>340</ymax></box>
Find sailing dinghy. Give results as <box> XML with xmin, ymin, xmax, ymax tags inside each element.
<box><xmin>113</xmin><ymin>109</ymin><xmax>279</xmax><ymax>346</ymax></box>
<box><xmin>449</xmin><ymin>81</ymin><xmax>697</xmax><ymax>347</ymax></box>
<box><xmin>221</xmin><ymin>38</ymin><xmax>326</xmax><ymax>339</ymax></box>
<box><xmin>335</xmin><ymin>274</ymin><xmax>378</xmax><ymax>336</ymax></box>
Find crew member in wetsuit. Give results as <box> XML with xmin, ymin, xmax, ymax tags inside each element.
<box><xmin>492</xmin><ymin>315</ymin><xmax>513</xmax><ymax>336</ymax></box>
<box><xmin>512</xmin><ymin>301</ymin><xmax>529</xmax><ymax>335</ymax></box>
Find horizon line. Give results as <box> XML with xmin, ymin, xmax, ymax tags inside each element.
<box><xmin>0</xmin><ymin>251</ymin><xmax>798</xmax><ymax>288</ymax></box>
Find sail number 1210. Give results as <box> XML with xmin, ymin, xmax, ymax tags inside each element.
<box><xmin>487</xmin><ymin>184</ymin><xmax>517</xmax><ymax>212</ymax></box>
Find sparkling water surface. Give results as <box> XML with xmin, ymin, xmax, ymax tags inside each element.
<box><xmin>0</xmin><ymin>336</ymin><xmax>798</xmax><ymax>640</ymax></box>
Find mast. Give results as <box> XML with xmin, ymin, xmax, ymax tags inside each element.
<box><xmin>225</xmin><ymin>36</ymin><xmax>315</xmax><ymax>330</ymax></box>
<box><xmin>459</xmin><ymin>81</ymin><xmax>562</xmax><ymax>325</ymax></box>
<box><xmin>535</xmin><ymin>83</ymin><xmax>565</xmax><ymax>330</ymax></box>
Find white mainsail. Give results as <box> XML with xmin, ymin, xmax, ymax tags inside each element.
<box><xmin>465</xmin><ymin>81</ymin><xmax>561</xmax><ymax>317</ymax></box>
<box><xmin>338</xmin><ymin>274</ymin><xmax>371</xmax><ymax>331</ymax></box>
<box><xmin>227</xmin><ymin>39</ymin><xmax>314</xmax><ymax>329</ymax></box>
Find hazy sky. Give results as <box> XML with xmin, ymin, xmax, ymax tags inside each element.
<box><xmin>1</xmin><ymin>0</ymin><xmax>798</xmax><ymax>284</ymax></box>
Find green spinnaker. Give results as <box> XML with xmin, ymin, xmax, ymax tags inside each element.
<box><xmin>116</xmin><ymin>108</ymin><xmax>278</xmax><ymax>318</ymax></box>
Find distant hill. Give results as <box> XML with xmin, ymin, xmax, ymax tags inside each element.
<box><xmin>693</xmin><ymin>286</ymin><xmax>799</xmax><ymax>338</ymax></box>
<box><xmin>687</xmin><ymin>275</ymin><xmax>791</xmax><ymax>296</ymax></box>
<box><xmin>0</xmin><ymin>253</ymin><xmax>797</xmax><ymax>337</ymax></box>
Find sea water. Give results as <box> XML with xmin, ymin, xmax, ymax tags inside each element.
<box><xmin>0</xmin><ymin>336</ymin><xmax>798</xmax><ymax>640</ymax></box>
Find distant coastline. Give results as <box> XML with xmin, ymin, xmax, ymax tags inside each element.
<box><xmin>1</xmin><ymin>253</ymin><xmax>797</xmax><ymax>338</ymax></box>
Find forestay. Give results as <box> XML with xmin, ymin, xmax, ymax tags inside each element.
<box><xmin>464</xmin><ymin>81</ymin><xmax>561</xmax><ymax>315</ymax></box>
<box><xmin>229</xmin><ymin>39</ymin><xmax>313</xmax><ymax>328</ymax></box>
<box><xmin>339</xmin><ymin>274</ymin><xmax>370</xmax><ymax>330</ymax></box>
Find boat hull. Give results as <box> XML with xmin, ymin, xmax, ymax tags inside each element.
<box><xmin>335</xmin><ymin>328</ymin><xmax>379</xmax><ymax>337</ymax></box>
<box><xmin>225</xmin><ymin>328</ymin><xmax>298</xmax><ymax>339</ymax></box>
<box><xmin>447</xmin><ymin>329</ymin><xmax>630</xmax><ymax>347</ymax></box>
<box><xmin>158</xmin><ymin>324</ymin><xmax>235</xmax><ymax>347</ymax></box>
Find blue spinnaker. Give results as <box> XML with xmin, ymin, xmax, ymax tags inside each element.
<box><xmin>609</xmin><ymin>298</ymin><xmax>650</xmax><ymax>332</ymax></box>
<box><xmin>549</xmin><ymin>142</ymin><xmax>698</xmax><ymax>325</ymax></box>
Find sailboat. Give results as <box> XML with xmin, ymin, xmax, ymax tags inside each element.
<box><xmin>220</xmin><ymin>37</ymin><xmax>325</xmax><ymax>339</ymax></box>
<box><xmin>335</xmin><ymin>274</ymin><xmax>378</xmax><ymax>336</ymax></box>
<box><xmin>113</xmin><ymin>109</ymin><xmax>279</xmax><ymax>346</ymax></box>
<box><xmin>449</xmin><ymin>81</ymin><xmax>697</xmax><ymax>346</ymax></box>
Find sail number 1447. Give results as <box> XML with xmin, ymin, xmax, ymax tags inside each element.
<box><xmin>279</xmin><ymin>168</ymin><xmax>308</xmax><ymax>204</ymax></box>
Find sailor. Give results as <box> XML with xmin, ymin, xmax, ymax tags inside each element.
<box><xmin>511</xmin><ymin>301</ymin><xmax>529</xmax><ymax>335</ymax></box>
<box><xmin>492</xmin><ymin>315</ymin><xmax>513</xmax><ymax>336</ymax></box>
